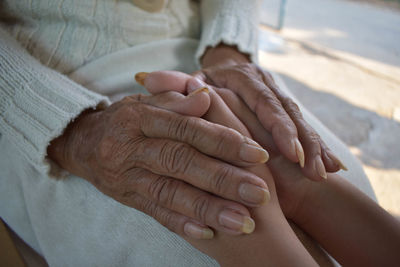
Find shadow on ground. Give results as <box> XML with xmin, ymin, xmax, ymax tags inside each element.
<box><xmin>261</xmin><ymin>0</ymin><xmax>400</xmax><ymax>68</ymax></box>
<box><xmin>278</xmin><ymin>72</ymin><xmax>400</xmax><ymax>171</ymax></box>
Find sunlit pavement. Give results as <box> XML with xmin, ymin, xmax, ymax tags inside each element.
<box><xmin>259</xmin><ymin>0</ymin><xmax>400</xmax><ymax>216</ymax></box>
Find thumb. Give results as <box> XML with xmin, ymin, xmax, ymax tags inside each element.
<box><xmin>135</xmin><ymin>71</ymin><xmax>211</xmax><ymax>117</ymax></box>
<box><xmin>136</xmin><ymin>70</ymin><xmax>191</xmax><ymax>94</ymax></box>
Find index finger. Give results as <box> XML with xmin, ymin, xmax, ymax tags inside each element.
<box><xmin>135</xmin><ymin>71</ymin><xmax>269</xmax><ymax>166</ymax></box>
<box><xmin>137</xmin><ymin>103</ymin><xmax>269</xmax><ymax>166</ymax></box>
<box><xmin>203</xmin><ymin>65</ymin><xmax>303</xmax><ymax>165</ymax></box>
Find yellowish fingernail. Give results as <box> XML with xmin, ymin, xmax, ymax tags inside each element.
<box><xmin>242</xmin><ymin>216</ymin><xmax>256</xmax><ymax>234</ymax></box>
<box><xmin>201</xmin><ymin>228</ymin><xmax>214</xmax><ymax>239</ymax></box>
<box><xmin>239</xmin><ymin>183</ymin><xmax>270</xmax><ymax>205</ymax></box>
<box><xmin>294</xmin><ymin>139</ymin><xmax>305</xmax><ymax>168</ymax></box>
<box><xmin>240</xmin><ymin>138</ymin><xmax>269</xmax><ymax>163</ymax></box>
<box><xmin>187</xmin><ymin>87</ymin><xmax>209</xmax><ymax>97</ymax></box>
<box><xmin>184</xmin><ymin>222</ymin><xmax>214</xmax><ymax>239</ymax></box>
<box><xmin>328</xmin><ymin>151</ymin><xmax>348</xmax><ymax>171</ymax></box>
<box><xmin>316</xmin><ymin>156</ymin><xmax>327</xmax><ymax>180</ymax></box>
<box><xmin>135</xmin><ymin>72</ymin><xmax>149</xmax><ymax>86</ymax></box>
<box><xmin>219</xmin><ymin>210</ymin><xmax>255</xmax><ymax>234</ymax></box>
<box><xmin>338</xmin><ymin>160</ymin><xmax>348</xmax><ymax>171</ymax></box>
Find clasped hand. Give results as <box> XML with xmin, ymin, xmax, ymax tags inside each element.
<box><xmin>48</xmin><ymin>60</ymin><xmax>345</xmax><ymax>240</ymax></box>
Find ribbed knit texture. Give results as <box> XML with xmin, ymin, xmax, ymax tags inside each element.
<box><xmin>196</xmin><ymin>0</ymin><xmax>261</xmax><ymax>65</ymax></box>
<box><xmin>0</xmin><ymin>27</ymin><xmax>110</xmax><ymax>176</ymax></box>
<box><xmin>0</xmin><ymin>0</ymin><xmax>201</xmax><ymax>74</ymax></box>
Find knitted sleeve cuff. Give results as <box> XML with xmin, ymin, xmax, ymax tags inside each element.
<box><xmin>0</xmin><ymin>27</ymin><xmax>110</xmax><ymax>178</ymax></box>
<box><xmin>195</xmin><ymin>0</ymin><xmax>261</xmax><ymax>67</ymax></box>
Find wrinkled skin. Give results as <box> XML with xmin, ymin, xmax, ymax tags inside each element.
<box><xmin>48</xmin><ymin>80</ymin><xmax>271</xmax><ymax>238</ymax></box>
<box><xmin>142</xmin><ymin>70</ymin><xmax>321</xmax><ymax>266</ymax></box>
<box><xmin>197</xmin><ymin>44</ymin><xmax>345</xmax><ymax>181</ymax></box>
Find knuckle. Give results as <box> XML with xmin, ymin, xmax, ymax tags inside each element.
<box><xmin>181</xmin><ymin>117</ymin><xmax>202</xmax><ymax>144</ymax></box>
<box><xmin>256</xmin><ymin>89</ymin><xmax>282</xmax><ymax>115</ymax></box>
<box><xmin>192</xmin><ymin>195</ymin><xmax>211</xmax><ymax>223</ymax></box>
<box><xmin>303</xmin><ymin>128</ymin><xmax>322</xmax><ymax>151</ymax></box>
<box><xmin>130</xmin><ymin>193</ymin><xmax>157</xmax><ymax>216</ymax></box>
<box><xmin>211</xmin><ymin>166</ymin><xmax>233</xmax><ymax>195</ymax></box>
<box><xmin>136</xmin><ymin>102</ymin><xmax>154</xmax><ymax>128</ymax></box>
<box><xmin>309</xmin><ymin>131</ymin><xmax>321</xmax><ymax>143</ymax></box>
<box><xmin>261</xmin><ymin>90</ymin><xmax>280</xmax><ymax>106</ymax></box>
<box><xmin>282</xmin><ymin>97</ymin><xmax>302</xmax><ymax>118</ymax></box>
<box><xmin>167</xmin><ymin>115</ymin><xmax>191</xmax><ymax>141</ymax></box>
<box><xmin>213</xmin><ymin>127</ymin><xmax>240</xmax><ymax>156</ymax></box>
<box><xmin>270</xmin><ymin>117</ymin><xmax>297</xmax><ymax>139</ymax></box>
<box><xmin>158</xmin><ymin>142</ymin><xmax>196</xmax><ymax>174</ymax></box>
<box><xmin>144</xmin><ymin>200</ymin><xmax>159</xmax><ymax>218</ymax></box>
<box><xmin>156</xmin><ymin>209</ymin><xmax>177</xmax><ymax>231</ymax></box>
<box><xmin>148</xmin><ymin>176</ymin><xmax>180</xmax><ymax>207</ymax></box>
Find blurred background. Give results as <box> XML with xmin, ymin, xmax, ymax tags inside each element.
<box><xmin>259</xmin><ymin>0</ymin><xmax>400</xmax><ymax>216</ymax></box>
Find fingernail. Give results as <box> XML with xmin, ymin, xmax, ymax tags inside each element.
<box><xmin>315</xmin><ymin>156</ymin><xmax>327</xmax><ymax>180</ymax></box>
<box><xmin>338</xmin><ymin>160</ymin><xmax>348</xmax><ymax>171</ymax></box>
<box><xmin>239</xmin><ymin>183</ymin><xmax>270</xmax><ymax>205</ymax></box>
<box><xmin>219</xmin><ymin>209</ymin><xmax>255</xmax><ymax>234</ymax></box>
<box><xmin>135</xmin><ymin>72</ymin><xmax>148</xmax><ymax>86</ymax></box>
<box><xmin>187</xmin><ymin>87</ymin><xmax>209</xmax><ymax>97</ymax></box>
<box><xmin>184</xmin><ymin>222</ymin><xmax>214</xmax><ymax>239</ymax></box>
<box><xmin>327</xmin><ymin>151</ymin><xmax>348</xmax><ymax>171</ymax></box>
<box><xmin>187</xmin><ymin>77</ymin><xmax>208</xmax><ymax>93</ymax></box>
<box><xmin>294</xmin><ymin>139</ymin><xmax>305</xmax><ymax>168</ymax></box>
<box><xmin>240</xmin><ymin>139</ymin><xmax>269</xmax><ymax>163</ymax></box>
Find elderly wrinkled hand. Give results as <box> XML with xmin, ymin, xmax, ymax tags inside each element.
<box><xmin>138</xmin><ymin>70</ymin><xmax>311</xmax><ymax>221</ymax></box>
<box><xmin>47</xmin><ymin>81</ymin><xmax>271</xmax><ymax>240</ymax></box>
<box><xmin>196</xmin><ymin>44</ymin><xmax>347</xmax><ymax>181</ymax></box>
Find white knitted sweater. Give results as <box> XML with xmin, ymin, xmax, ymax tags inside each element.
<box><xmin>0</xmin><ymin>0</ymin><xmax>260</xmax><ymax>176</ymax></box>
<box><xmin>0</xmin><ymin>1</ymin><xmax>259</xmax><ymax>265</ymax></box>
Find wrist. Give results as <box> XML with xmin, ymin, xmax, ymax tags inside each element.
<box><xmin>201</xmin><ymin>43</ymin><xmax>251</xmax><ymax>68</ymax></box>
<box><xmin>292</xmin><ymin>177</ymin><xmax>331</xmax><ymax>227</ymax></box>
<box><xmin>47</xmin><ymin>109</ymin><xmax>102</xmax><ymax>179</ymax></box>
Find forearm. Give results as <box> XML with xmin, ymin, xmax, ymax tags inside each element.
<box><xmin>297</xmin><ymin>173</ymin><xmax>400</xmax><ymax>266</ymax></box>
<box><xmin>187</xmin><ymin>165</ymin><xmax>317</xmax><ymax>267</ymax></box>
<box><xmin>47</xmin><ymin>109</ymin><xmax>103</xmax><ymax>181</ymax></box>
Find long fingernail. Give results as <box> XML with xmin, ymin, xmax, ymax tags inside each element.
<box><xmin>240</xmin><ymin>139</ymin><xmax>269</xmax><ymax>163</ymax></box>
<box><xmin>219</xmin><ymin>209</ymin><xmax>255</xmax><ymax>234</ymax></box>
<box><xmin>327</xmin><ymin>151</ymin><xmax>348</xmax><ymax>171</ymax></box>
<box><xmin>184</xmin><ymin>222</ymin><xmax>214</xmax><ymax>239</ymax></box>
<box><xmin>187</xmin><ymin>87</ymin><xmax>209</xmax><ymax>97</ymax></box>
<box><xmin>239</xmin><ymin>183</ymin><xmax>270</xmax><ymax>205</ymax></box>
<box><xmin>338</xmin><ymin>160</ymin><xmax>348</xmax><ymax>171</ymax></box>
<box><xmin>315</xmin><ymin>156</ymin><xmax>327</xmax><ymax>180</ymax></box>
<box><xmin>294</xmin><ymin>139</ymin><xmax>305</xmax><ymax>168</ymax></box>
<box><xmin>135</xmin><ymin>72</ymin><xmax>148</xmax><ymax>86</ymax></box>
